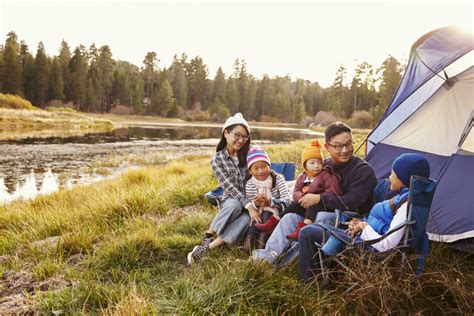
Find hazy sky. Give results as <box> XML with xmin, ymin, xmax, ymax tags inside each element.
<box><xmin>1</xmin><ymin>0</ymin><xmax>472</xmax><ymax>87</ymax></box>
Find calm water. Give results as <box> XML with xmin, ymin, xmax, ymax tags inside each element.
<box><xmin>0</xmin><ymin>124</ymin><xmax>321</xmax><ymax>203</ymax></box>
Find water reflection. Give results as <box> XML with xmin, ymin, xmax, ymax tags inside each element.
<box><xmin>0</xmin><ymin>124</ymin><xmax>321</xmax><ymax>204</ymax></box>
<box><xmin>0</xmin><ymin>170</ymin><xmax>59</xmax><ymax>204</ymax></box>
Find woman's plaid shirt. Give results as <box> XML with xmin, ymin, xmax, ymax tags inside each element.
<box><xmin>211</xmin><ymin>149</ymin><xmax>249</xmax><ymax>204</ymax></box>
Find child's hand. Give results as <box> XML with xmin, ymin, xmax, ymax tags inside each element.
<box><xmin>254</xmin><ymin>195</ymin><xmax>270</xmax><ymax>207</ymax></box>
<box><xmin>248</xmin><ymin>208</ymin><xmax>262</xmax><ymax>225</ymax></box>
<box><xmin>302</xmin><ymin>186</ymin><xmax>309</xmax><ymax>194</ymax></box>
<box><xmin>346</xmin><ymin>219</ymin><xmax>367</xmax><ymax>238</ymax></box>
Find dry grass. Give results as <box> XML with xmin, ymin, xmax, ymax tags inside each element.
<box><xmin>0</xmin><ymin>141</ymin><xmax>472</xmax><ymax>314</ymax></box>
<box><xmin>0</xmin><ymin>108</ymin><xmax>114</xmax><ymax>139</ymax></box>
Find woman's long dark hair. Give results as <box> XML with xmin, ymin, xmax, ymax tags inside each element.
<box><xmin>216</xmin><ymin>124</ymin><xmax>251</xmax><ymax>167</ymax></box>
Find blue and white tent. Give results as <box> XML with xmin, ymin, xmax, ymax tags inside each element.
<box><xmin>365</xmin><ymin>26</ymin><xmax>473</xmax><ymax>251</ymax></box>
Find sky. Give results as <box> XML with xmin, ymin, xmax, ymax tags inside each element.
<box><xmin>1</xmin><ymin>0</ymin><xmax>472</xmax><ymax>88</ymax></box>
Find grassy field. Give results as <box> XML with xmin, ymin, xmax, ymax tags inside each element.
<box><xmin>0</xmin><ymin>141</ymin><xmax>472</xmax><ymax>314</ymax></box>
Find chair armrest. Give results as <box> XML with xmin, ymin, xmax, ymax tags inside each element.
<box><xmin>335</xmin><ymin>209</ymin><xmax>365</xmax><ymax>227</ymax></box>
<box><xmin>318</xmin><ymin>223</ymin><xmax>353</xmax><ymax>246</ymax></box>
<box><xmin>362</xmin><ymin>220</ymin><xmax>413</xmax><ymax>246</ymax></box>
<box><xmin>204</xmin><ymin>186</ymin><xmax>224</xmax><ymax>206</ymax></box>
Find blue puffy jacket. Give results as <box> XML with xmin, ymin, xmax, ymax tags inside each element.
<box><xmin>366</xmin><ymin>187</ymin><xmax>409</xmax><ymax>234</ymax></box>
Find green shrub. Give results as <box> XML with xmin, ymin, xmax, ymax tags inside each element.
<box><xmin>0</xmin><ymin>93</ymin><xmax>36</xmax><ymax>109</ymax></box>
<box><xmin>346</xmin><ymin>110</ymin><xmax>374</xmax><ymax>128</ymax></box>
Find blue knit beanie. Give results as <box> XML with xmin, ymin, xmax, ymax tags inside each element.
<box><xmin>392</xmin><ymin>153</ymin><xmax>430</xmax><ymax>187</ymax></box>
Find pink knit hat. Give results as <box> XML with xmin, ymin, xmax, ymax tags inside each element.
<box><xmin>247</xmin><ymin>145</ymin><xmax>271</xmax><ymax>168</ymax></box>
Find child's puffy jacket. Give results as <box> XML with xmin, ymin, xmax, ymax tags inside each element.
<box><xmin>366</xmin><ymin>187</ymin><xmax>409</xmax><ymax>234</ymax></box>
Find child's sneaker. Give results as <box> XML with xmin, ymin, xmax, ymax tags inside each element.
<box><xmin>255</xmin><ymin>216</ymin><xmax>279</xmax><ymax>233</ymax></box>
<box><xmin>187</xmin><ymin>244</ymin><xmax>209</xmax><ymax>265</ymax></box>
<box><xmin>286</xmin><ymin>222</ymin><xmax>307</xmax><ymax>241</ymax></box>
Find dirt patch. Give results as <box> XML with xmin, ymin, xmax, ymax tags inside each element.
<box><xmin>0</xmin><ymin>270</ymin><xmax>70</xmax><ymax>314</ymax></box>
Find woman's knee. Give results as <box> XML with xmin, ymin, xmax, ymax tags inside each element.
<box><xmin>222</xmin><ymin>198</ymin><xmax>243</xmax><ymax>211</ymax></box>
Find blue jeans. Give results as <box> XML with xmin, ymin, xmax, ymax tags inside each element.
<box><xmin>251</xmin><ymin>213</ymin><xmax>303</xmax><ymax>264</ymax></box>
<box><xmin>211</xmin><ymin>198</ymin><xmax>250</xmax><ymax>244</ymax></box>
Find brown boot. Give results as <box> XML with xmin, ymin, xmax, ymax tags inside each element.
<box><xmin>256</xmin><ymin>233</ymin><xmax>269</xmax><ymax>249</ymax></box>
<box><xmin>243</xmin><ymin>234</ymin><xmax>255</xmax><ymax>254</ymax></box>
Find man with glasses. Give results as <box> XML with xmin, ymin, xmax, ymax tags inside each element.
<box><xmin>251</xmin><ymin>122</ymin><xmax>377</xmax><ymax>266</ymax></box>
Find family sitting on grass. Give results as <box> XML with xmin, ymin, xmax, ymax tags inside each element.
<box><xmin>187</xmin><ymin>113</ymin><xmax>431</xmax><ymax>282</ymax></box>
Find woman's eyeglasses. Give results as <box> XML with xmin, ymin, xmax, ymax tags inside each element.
<box><xmin>231</xmin><ymin>132</ymin><xmax>249</xmax><ymax>141</ymax></box>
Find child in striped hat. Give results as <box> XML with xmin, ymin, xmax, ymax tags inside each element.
<box><xmin>242</xmin><ymin>145</ymin><xmax>292</xmax><ymax>253</ymax></box>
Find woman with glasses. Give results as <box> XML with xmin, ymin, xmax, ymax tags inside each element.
<box><xmin>188</xmin><ymin>113</ymin><xmax>253</xmax><ymax>264</ymax></box>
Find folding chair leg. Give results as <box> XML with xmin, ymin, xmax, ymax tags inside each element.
<box><xmin>318</xmin><ymin>250</ymin><xmax>328</xmax><ymax>286</ymax></box>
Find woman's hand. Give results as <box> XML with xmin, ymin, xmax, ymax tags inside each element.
<box><xmin>248</xmin><ymin>208</ymin><xmax>262</xmax><ymax>225</ymax></box>
<box><xmin>298</xmin><ymin>193</ymin><xmax>320</xmax><ymax>209</ymax></box>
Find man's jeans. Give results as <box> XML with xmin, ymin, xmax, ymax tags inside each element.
<box><xmin>252</xmin><ymin>213</ymin><xmax>303</xmax><ymax>263</ymax></box>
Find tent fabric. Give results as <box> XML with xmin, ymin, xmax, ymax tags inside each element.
<box><xmin>382</xmin><ymin>27</ymin><xmax>474</xmax><ymax>120</ymax></box>
<box><xmin>365</xmin><ymin>26</ymin><xmax>474</xmax><ymax>249</ymax></box>
<box><xmin>381</xmin><ymin>66</ymin><xmax>474</xmax><ymax>156</ymax></box>
<box><xmin>427</xmin><ymin>151</ymin><xmax>474</xmax><ymax>242</ymax></box>
<box><xmin>367</xmin><ymin>52</ymin><xmax>473</xmax><ymax>153</ymax></box>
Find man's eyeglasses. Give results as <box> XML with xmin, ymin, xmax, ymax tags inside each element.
<box><xmin>327</xmin><ymin>141</ymin><xmax>355</xmax><ymax>152</ymax></box>
<box><xmin>231</xmin><ymin>132</ymin><xmax>249</xmax><ymax>141</ymax></box>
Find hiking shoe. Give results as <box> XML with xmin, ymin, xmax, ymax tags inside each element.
<box><xmin>255</xmin><ymin>216</ymin><xmax>279</xmax><ymax>233</ymax></box>
<box><xmin>187</xmin><ymin>244</ymin><xmax>209</xmax><ymax>265</ymax></box>
<box><xmin>286</xmin><ymin>222</ymin><xmax>307</xmax><ymax>241</ymax></box>
<box><xmin>201</xmin><ymin>234</ymin><xmax>214</xmax><ymax>247</ymax></box>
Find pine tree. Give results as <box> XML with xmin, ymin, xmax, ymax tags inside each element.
<box><xmin>293</xmin><ymin>96</ymin><xmax>306</xmax><ymax>123</ymax></box>
<box><xmin>211</xmin><ymin>67</ymin><xmax>226</xmax><ymax>104</ymax></box>
<box><xmin>255</xmin><ymin>75</ymin><xmax>273</xmax><ymax>119</ymax></box>
<box><xmin>151</xmin><ymin>78</ymin><xmax>175</xmax><ymax>116</ymax></box>
<box><xmin>20</xmin><ymin>42</ymin><xmax>35</xmax><ymax>102</ymax></box>
<box><xmin>0</xmin><ymin>46</ymin><xmax>4</xmax><ymax>91</ymax></box>
<box><xmin>68</xmin><ymin>46</ymin><xmax>88</xmax><ymax>109</ymax></box>
<box><xmin>58</xmin><ymin>40</ymin><xmax>71</xmax><ymax>101</ymax></box>
<box><xmin>245</xmin><ymin>78</ymin><xmax>257</xmax><ymax>120</ymax></box>
<box><xmin>143</xmin><ymin>51</ymin><xmax>158</xmax><ymax>103</ymax></box>
<box><xmin>97</xmin><ymin>45</ymin><xmax>115</xmax><ymax>112</ymax></box>
<box><xmin>2</xmin><ymin>31</ymin><xmax>23</xmax><ymax>95</ymax></box>
<box><xmin>377</xmin><ymin>56</ymin><xmax>403</xmax><ymax>110</ymax></box>
<box><xmin>186</xmin><ymin>56</ymin><xmax>208</xmax><ymax>109</ymax></box>
<box><xmin>233</xmin><ymin>58</ymin><xmax>249</xmax><ymax>115</ymax></box>
<box><xmin>226</xmin><ymin>78</ymin><xmax>238</xmax><ymax>114</ymax></box>
<box><xmin>32</xmin><ymin>42</ymin><xmax>50</xmax><ymax>107</ymax></box>
<box><xmin>48</xmin><ymin>57</ymin><xmax>64</xmax><ymax>101</ymax></box>
<box><xmin>328</xmin><ymin>65</ymin><xmax>350</xmax><ymax>117</ymax></box>
<box><xmin>169</xmin><ymin>55</ymin><xmax>188</xmax><ymax>107</ymax></box>
<box><xmin>86</xmin><ymin>44</ymin><xmax>100</xmax><ymax>112</ymax></box>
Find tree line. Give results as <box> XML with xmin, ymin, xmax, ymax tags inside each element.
<box><xmin>0</xmin><ymin>31</ymin><xmax>404</xmax><ymax>123</ymax></box>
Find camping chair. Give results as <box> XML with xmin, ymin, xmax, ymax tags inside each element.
<box><xmin>275</xmin><ymin>178</ymin><xmax>396</xmax><ymax>269</ymax></box>
<box><xmin>315</xmin><ymin>175</ymin><xmax>438</xmax><ymax>287</ymax></box>
<box><xmin>204</xmin><ymin>162</ymin><xmax>296</xmax><ymax>206</ymax></box>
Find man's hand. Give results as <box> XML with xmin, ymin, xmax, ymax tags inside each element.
<box><xmin>298</xmin><ymin>193</ymin><xmax>320</xmax><ymax>209</ymax></box>
<box><xmin>248</xmin><ymin>207</ymin><xmax>262</xmax><ymax>225</ymax></box>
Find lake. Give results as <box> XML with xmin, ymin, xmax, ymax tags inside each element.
<box><xmin>0</xmin><ymin>123</ymin><xmax>322</xmax><ymax>204</ymax></box>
